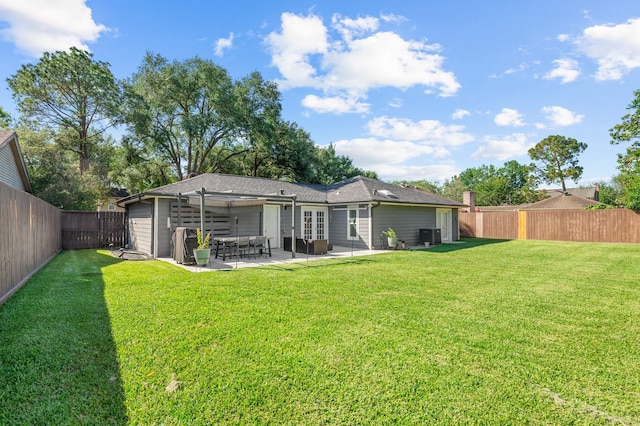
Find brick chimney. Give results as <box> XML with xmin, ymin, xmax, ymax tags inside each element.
<box><xmin>463</xmin><ymin>191</ymin><xmax>476</xmax><ymax>212</ymax></box>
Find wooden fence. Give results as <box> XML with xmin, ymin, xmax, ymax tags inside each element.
<box><xmin>0</xmin><ymin>181</ymin><xmax>61</xmax><ymax>305</ymax></box>
<box><xmin>61</xmin><ymin>211</ymin><xmax>126</xmax><ymax>249</ymax></box>
<box><xmin>460</xmin><ymin>209</ymin><xmax>640</xmax><ymax>244</ymax></box>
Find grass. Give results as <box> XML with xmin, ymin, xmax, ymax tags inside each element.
<box><xmin>1</xmin><ymin>238</ymin><xmax>640</xmax><ymax>424</ymax></box>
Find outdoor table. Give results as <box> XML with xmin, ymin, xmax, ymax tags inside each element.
<box><xmin>213</xmin><ymin>236</ymin><xmax>271</xmax><ymax>260</ymax></box>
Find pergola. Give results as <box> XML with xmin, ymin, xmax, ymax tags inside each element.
<box><xmin>177</xmin><ymin>187</ymin><xmax>299</xmax><ymax>258</ymax></box>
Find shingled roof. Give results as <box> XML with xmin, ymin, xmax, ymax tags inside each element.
<box><xmin>520</xmin><ymin>193</ymin><xmax>603</xmax><ymax>210</ymax></box>
<box><xmin>122</xmin><ymin>173</ymin><xmax>464</xmax><ymax>207</ymax></box>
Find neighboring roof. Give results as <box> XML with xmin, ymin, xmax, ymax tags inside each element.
<box><xmin>520</xmin><ymin>193</ymin><xmax>603</xmax><ymax>210</ymax></box>
<box><xmin>545</xmin><ymin>186</ymin><xmax>598</xmax><ymax>200</ymax></box>
<box><xmin>0</xmin><ymin>130</ymin><xmax>31</xmax><ymax>193</ymax></box>
<box><xmin>120</xmin><ymin>173</ymin><xmax>465</xmax><ymax>208</ymax></box>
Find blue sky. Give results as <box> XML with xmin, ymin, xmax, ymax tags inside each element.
<box><xmin>1</xmin><ymin>1</ymin><xmax>639</xmax><ymax>185</ymax></box>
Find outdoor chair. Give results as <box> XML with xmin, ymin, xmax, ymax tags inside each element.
<box><xmin>237</xmin><ymin>237</ymin><xmax>251</xmax><ymax>258</ymax></box>
<box><xmin>251</xmin><ymin>236</ymin><xmax>267</xmax><ymax>258</ymax></box>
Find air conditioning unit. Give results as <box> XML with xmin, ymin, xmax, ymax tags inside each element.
<box><xmin>419</xmin><ymin>228</ymin><xmax>441</xmax><ymax>245</ymax></box>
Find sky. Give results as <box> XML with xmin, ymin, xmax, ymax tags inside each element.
<box><xmin>1</xmin><ymin>1</ymin><xmax>640</xmax><ymax>186</ymax></box>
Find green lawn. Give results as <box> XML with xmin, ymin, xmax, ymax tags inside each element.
<box><xmin>1</xmin><ymin>239</ymin><xmax>639</xmax><ymax>424</ymax></box>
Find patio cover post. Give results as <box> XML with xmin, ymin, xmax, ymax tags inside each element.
<box><xmin>177</xmin><ymin>193</ymin><xmax>182</xmax><ymax>227</ymax></box>
<box><xmin>200</xmin><ymin>188</ymin><xmax>206</xmax><ymax>233</ymax></box>
<box><xmin>291</xmin><ymin>196</ymin><xmax>296</xmax><ymax>258</ymax></box>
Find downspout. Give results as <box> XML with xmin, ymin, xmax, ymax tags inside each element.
<box><xmin>370</xmin><ymin>202</ymin><xmax>381</xmax><ymax>249</ymax></box>
<box><xmin>200</xmin><ymin>187</ymin><xmax>206</xmax><ymax>233</ymax></box>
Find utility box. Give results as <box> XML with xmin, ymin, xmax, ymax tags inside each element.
<box><xmin>419</xmin><ymin>228</ymin><xmax>441</xmax><ymax>245</ymax></box>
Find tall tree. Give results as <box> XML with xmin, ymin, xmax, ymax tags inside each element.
<box><xmin>610</xmin><ymin>88</ymin><xmax>640</xmax><ymax>211</ymax></box>
<box><xmin>121</xmin><ymin>53</ymin><xmax>283</xmax><ymax>180</ymax></box>
<box><xmin>528</xmin><ymin>135</ymin><xmax>587</xmax><ymax>192</ymax></box>
<box><xmin>7</xmin><ymin>47</ymin><xmax>120</xmax><ymax>173</ymax></box>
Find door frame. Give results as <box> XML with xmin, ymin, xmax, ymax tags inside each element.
<box><xmin>436</xmin><ymin>208</ymin><xmax>452</xmax><ymax>243</ymax></box>
<box><xmin>263</xmin><ymin>204</ymin><xmax>281</xmax><ymax>248</ymax></box>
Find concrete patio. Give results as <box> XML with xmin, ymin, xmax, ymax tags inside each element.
<box><xmin>159</xmin><ymin>245</ymin><xmax>395</xmax><ymax>272</ymax></box>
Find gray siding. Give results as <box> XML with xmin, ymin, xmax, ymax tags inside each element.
<box><xmin>156</xmin><ymin>199</ymin><xmax>172</xmax><ymax>257</ymax></box>
<box><xmin>228</xmin><ymin>206</ymin><xmax>263</xmax><ymax>237</ymax></box>
<box><xmin>329</xmin><ymin>206</ymin><xmax>370</xmax><ymax>249</ymax></box>
<box><xmin>373</xmin><ymin>205</ymin><xmax>438</xmax><ymax>246</ymax></box>
<box><xmin>452</xmin><ymin>209</ymin><xmax>460</xmax><ymax>240</ymax></box>
<box><xmin>0</xmin><ymin>143</ymin><xmax>25</xmax><ymax>191</ymax></box>
<box><xmin>128</xmin><ymin>202</ymin><xmax>153</xmax><ymax>255</ymax></box>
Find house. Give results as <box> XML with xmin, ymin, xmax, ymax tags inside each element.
<box><xmin>465</xmin><ymin>185</ymin><xmax>602</xmax><ymax>212</ymax></box>
<box><xmin>118</xmin><ymin>173</ymin><xmax>465</xmax><ymax>258</ymax></box>
<box><xmin>0</xmin><ymin>130</ymin><xmax>31</xmax><ymax>193</ymax></box>
<box><xmin>97</xmin><ymin>188</ymin><xmax>129</xmax><ymax>212</ymax></box>
<box><xmin>519</xmin><ymin>193</ymin><xmax>603</xmax><ymax>210</ymax></box>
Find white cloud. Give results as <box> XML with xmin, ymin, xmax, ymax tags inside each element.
<box><xmin>541</xmin><ymin>106</ymin><xmax>584</xmax><ymax>126</ymax></box>
<box><xmin>472</xmin><ymin>133</ymin><xmax>533</xmax><ymax>160</ymax></box>
<box><xmin>214</xmin><ymin>33</ymin><xmax>234</xmax><ymax>57</ymax></box>
<box><xmin>544</xmin><ymin>58</ymin><xmax>581</xmax><ymax>83</ymax></box>
<box><xmin>331</xmin><ymin>14</ymin><xmax>379</xmax><ymax>42</ymax></box>
<box><xmin>376</xmin><ymin>164</ymin><xmax>458</xmax><ymax>182</ymax></box>
<box><xmin>0</xmin><ymin>0</ymin><xmax>108</xmax><ymax>57</ymax></box>
<box><xmin>494</xmin><ymin>108</ymin><xmax>525</xmax><ymax>127</ymax></box>
<box><xmin>265</xmin><ymin>13</ymin><xmax>328</xmax><ymax>88</ymax></box>
<box><xmin>366</xmin><ymin>116</ymin><xmax>474</xmax><ymax>146</ymax></box>
<box><xmin>265</xmin><ymin>12</ymin><xmax>460</xmax><ymax>113</ymax></box>
<box><xmin>451</xmin><ymin>109</ymin><xmax>470</xmax><ymax>120</ymax></box>
<box><xmin>576</xmin><ymin>18</ymin><xmax>640</xmax><ymax>80</ymax></box>
<box><xmin>388</xmin><ymin>98</ymin><xmax>402</xmax><ymax>108</ymax></box>
<box><xmin>333</xmin><ymin>138</ymin><xmax>449</xmax><ymax>167</ymax></box>
<box><xmin>302</xmin><ymin>94</ymin><xmax>370</xmax><ymax>114</ymax></box>
<box><xmin>557</xmin><ymin>34</ymin><xmax>570</xmax><ymax>42</ymax></box>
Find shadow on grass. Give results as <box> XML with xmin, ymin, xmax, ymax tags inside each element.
<box><xmin>415</xmin><ymin>237</ymin><xmax>512</xmax><ymax>253</ymax></box>
<box><xmin>0</xmin><ymin>250</ymin><xmax>128</xmax><ymax>425</ymax></box>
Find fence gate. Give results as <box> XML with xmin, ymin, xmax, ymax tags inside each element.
<box><xmin>61</xmin><ymin>211</ymin><xmax>126</xmax><ymax>249</ymax></box>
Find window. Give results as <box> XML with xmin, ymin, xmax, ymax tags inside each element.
<box><xmin>347</xmin><ymin>207</ymin><xmax>358</xmax><ymax>240</ymax></box>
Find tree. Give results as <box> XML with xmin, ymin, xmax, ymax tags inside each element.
<box><xmin>392</xmin><ymin>180</ymin><xmax>441</xmax><ymax>193</ymax></box>
<box><xmin>311</xmin><ymin>144</ymin><xmax>377</xmax><ymax>185</ymax></box>
<box><xmin>610</xmin><ymin>89</ymin><xmax>640</xmax><ymax>211</ymax></box>
<box><xmin>17</xmin><ymin>126</ymin><xmax>108</xmax><ymax>209</ymax></box>
<box><xmin>7</xmin><ymin>47</ymin><xmax>120</xmax><ymax>174</ymax></box>
<box><xmin>528</xmin><ymin>135</ymin><xmax>587</xmax><ymax>192</ymax></box>
<box><xmin>456</xmin><ymin>161</ymin><xmax>540</xmax><ymax>205</ymax></box>
<box><xmin>121</xmin><ymin>53</ymin><xmax>281</xmax><ymax>181</ymax></box>
<box><xmin>0</xmin><ymin>106</ymin><xmax>11</xmax><ymax>129</ymax></box>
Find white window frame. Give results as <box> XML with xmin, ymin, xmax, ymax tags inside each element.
<box><xmin>347</xmin><ymin>205</ymin><xmax>359</xmax><ymax>240</ymax></box>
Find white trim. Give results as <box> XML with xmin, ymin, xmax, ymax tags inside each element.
<box><xmin>153</xmin><ymin>197</ymin><xmax>159</xmax><ymax>257</ymax></box>
<box><xmin>436</xmin><ymin>208</ymin><xmax>453</xmax><ymax>243</ymax></box>
<box><xmin>347</xmin><ymin>205</ymin><xmax>359</xmax><ymax>241</ymax></box>
<box><xmin>301</xmin><ymin>206</ymin><xmax>328</xmax><ymax>240</ymax></box>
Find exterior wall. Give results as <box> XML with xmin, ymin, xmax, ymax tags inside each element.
<box><xmin>156</xmin><ymin>199</ymin><xmax>173</xmax><ymax>257</ymax></box>
<box><xmin>228</xmin><ymin>206</ymin><xmax>263</xmax><ymax>237</ymax></box>
<box><xmin>0</xmin><ymin>142</ymin><xmax>26</xmax><ymax>192</ymax></box>
<box><xmin>373</xmin><ymin>204</ymin><xmax>438</xmax><ymax>247</ymax></box>
<box><xmin>128</xmin><ymin>201</ymin><xmax>153</xmax><ymax>255</ymax></box>
<box><xmin>329</xmin><ymin>205</ymin><xmax>370</xmax><ymax>249</ymax></box>
<box><xmin>452</xmin><ymin>209</ymin><xmax>460</xmax><ymax>240</ymax></box>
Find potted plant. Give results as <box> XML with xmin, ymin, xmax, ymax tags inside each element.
<box><xmin>193</xmin><ymin>228</ymin><xmax>211</xmax><ymax>265</ymax></box>
<box><xmin>382</xmin><ymin>227</ymin><xmax>398</xmax><ymax>248</ymax></box>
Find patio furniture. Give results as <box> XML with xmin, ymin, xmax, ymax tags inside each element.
<box><xmin>283</xmin><ymin>237</ymin><xmax>328</xmax><ymax>255</ymax></box>
<box><xmin>213</xmin><ymin>236</ymin><xmax>272</xmax><ymax>260</ymax></box>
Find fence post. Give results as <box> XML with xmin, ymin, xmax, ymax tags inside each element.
<box><xmin>518</xmin><ymin>211</ymin><xmax>527</xmax><ymax>240</ymax></box>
